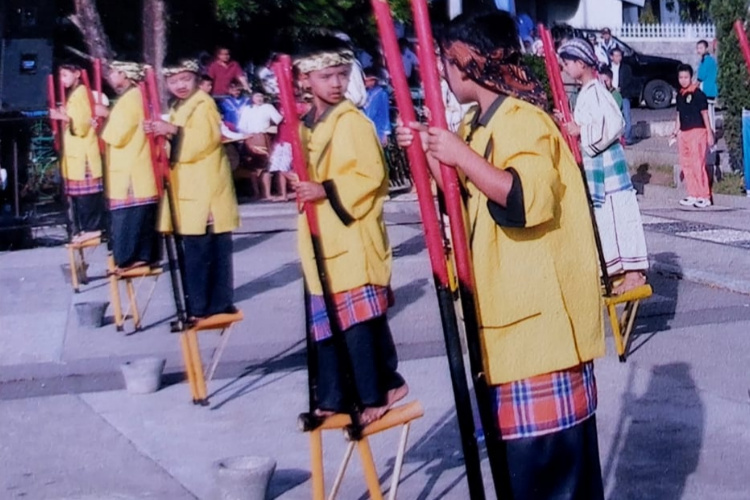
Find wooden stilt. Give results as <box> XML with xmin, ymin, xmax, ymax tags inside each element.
<box><xmin>387</xmin><ymin>423</ymin><xmax>412</xmax><ymax>500</ymax></box>
<box><xmin>604</xmin><ymin>284</ymin><xmax>653</xmax><ymax>362</ymax></box>
<box><xmin>68</xmin><ymin>246</ymin><xmax>80</xmax><ymax>293</ymax></box>
<box><xmin>180</xmin><ymin>333</ymin><xmax>199</xmax><ymax>402</ymax></box>
<box><xmin>125</xmin><ymin>279</ymin><xmax>140</xmax><ymax>330</ymax></box>
<box><xmin>186</xmin><ymin>328</ymin><xmax>207</xmax><ymax>402</ymax></box>
<box><xmin>310</xmin><ymin>429</ymin><xmax>325</xmax><ymax>500</ymax></box>
<box><xmin>329</xmin><ymin>441</ymin><xmax>355</xmax><ymax>500</ymax></box>
<box><xmin>357</xmin><ymin>438</ymin><xmax>384</xmax><ymax>500</ymax></box>
<box><xmin>107</xmin><ymin>255</ymin><xmax>125</xmax><ymax>331</ymax></box>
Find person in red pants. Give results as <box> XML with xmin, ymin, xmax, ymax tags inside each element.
<box><xmin>673</xmin><ymin>64</ymin><xmax>714</xmax><ymax>208</ymax></box>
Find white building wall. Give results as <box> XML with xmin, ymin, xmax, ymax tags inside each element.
<box><xmin>556</xmin><ymin>0</ymin><xmax>624</xmax><ymax>29</ymax></box>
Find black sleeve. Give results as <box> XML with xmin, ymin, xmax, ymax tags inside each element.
<box><xmin>695</xmin><ymin>90</ymin><xmax>708</xmax><ymax>111</ymax></box>
<box><xmin>169</xmin><ymin>127</ymin><xmax>185</xmax><ymax>166</ymax></box>
<box><xmin>486</xmin><ymin>168</ymin><xmax>526</xmax><ymax>228</ymax></box>
<box><xmin>322</xmin><ymin>180</ymin><xmax>355</xmax><ymax>226</ymax></box>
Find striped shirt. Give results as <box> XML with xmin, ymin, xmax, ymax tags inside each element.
<box><xmin>308</xmin><ymin>285</ymin><xmax>392</xmax><ymax>342</ymax></box>
<box><xmin>492</xmin><ymin>361</ymin><xmax>597</xmax><ymax>440</ymax></box>
<box><xmin>109</xmin><ymin>186</ymin><xmax>159</xmax><ymax>211</ymax></box>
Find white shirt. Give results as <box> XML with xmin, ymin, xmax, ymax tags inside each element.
<box><xmin>574</xmin><ymin>79</ymin><xmax>625</xmax><ymax>158</ymax></box>
<box><xmin>594</xmin><ymin>44</ymin><xmax>609</xmax><ymax>66</ymax></box>
<box><xmin>611</xmin><ymin>62</ymin><xmax>621</xmax><ymax>90</ymax></box>
<box><xmin>237</xmin><ymin>103</ymin><xmax>282</xmax><ymax>134</ymax></box>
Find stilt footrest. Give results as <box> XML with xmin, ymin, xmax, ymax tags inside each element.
<box><xmin>604</xmin><ymin>284</ymin><xmax>653</xmax><ymax>362</ymax></box>
<box><xmin>64</xmin><ymin>237</ymin><xmax>103</xmax><ymax>292</ymax></box>
<box><xmin>108</xmin><ymin>261</ymin><xmax>163</xmax><ymax>333</ymax></box>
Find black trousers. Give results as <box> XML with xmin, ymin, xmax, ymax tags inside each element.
<box><xmin>315</xmin><ymin>315</ymin><xmax>405</xmax><ymax>412</ymax></box>
<box><xmin>181</xmin><ymin>231</ymin><xmax>234</xmax><ymax>318</ymax></box>
<box><xmin>110</xmin><ymin>204</ymin><xmax>160</xmax><ymax>267</ymax></box>
<box><xmin>71</xmin><ymin>192</ymin><xmax>105</xmax><ymax>233</ymax></box>
<box><xmin>502</xmin><ymin>416</ymin><xmax>605</xmax><ymax>500</ymax></box>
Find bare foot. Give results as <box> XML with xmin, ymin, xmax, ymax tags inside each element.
<box><xmin>360</xmin><ymin>383</ymin><xmax>410</xmax><ymax>426</ymax></box>
<box><xmin>612</xmin><ymin>272</ymin><xmax>647</xmax><ymax>295</ymax></box>
<box><xmin>313</xmin><ymin>408</ymin><xmax>335</xmax><ymax>419</ymax></box>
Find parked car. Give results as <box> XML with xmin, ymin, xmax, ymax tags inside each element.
<box><xmin>573</xmin><ymin>28</ymin><xmax>683</xmax><ymax>109</ymax></box>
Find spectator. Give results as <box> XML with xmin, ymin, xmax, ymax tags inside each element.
<box><xmin>696</xmin><ymin>40</ymin><xmax>718</xmax><ymax>133</ymax></box>
<box><xmin>610</xmin><ymin>48</ymin><xmax>634</xmax><ymax>144</ymax></box>
<box><xmin>199</xmin><ymin>74</ymin><xmax>213</xmax><ymax>94</ymax></box>
<box><xmin>599</xmin><ymin>67</ymin><xmax>623</xmax><ymax>109</ymax></box>
<box><xmin>218</xmin><ymin>80</ymin><xmax>250</xmax><ymax>132</ymax></box>
<box><xmin>399</xmin><ymin>38</ymin><xmax>420</xmax><ymax>87</ymax></box>
<box><xmin>363</xmin><ymin>67</ymin><xmax>391</xmax><ymax>146</ymax></box>
<box><xmin>600</xmin><ymin>28</ymin><xmax>618</xmax><ymax>56</ymax></box>
<box><xmin>587</xmin><ymin>33</ymin><xmax>609</xmax><ymax>67</ymax></box>
<box><xmin>238</xmin><ymin>92</ymin><xmax>283</xmax><ymax>200</ymax></box>
<box><xmin>207</xmin><ymin>46</ymin><xmax>251</xmax><ymax>96</ymax></box>
<box><xmin>673</xmin><ymin>64</ymin><xmax>714</xmax><ymax>208</ymax></box>
<box><xmin>516</xmin><ymin>12</ymin><xmax>535</xmax><ymax>45</ymax></box>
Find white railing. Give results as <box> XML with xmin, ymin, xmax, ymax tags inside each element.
<box><xmin>612</xmin><ymin>23</ymin><xmax>716</xmax><ymax>40</ymax></box>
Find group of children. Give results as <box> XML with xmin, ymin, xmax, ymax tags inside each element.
<box><xmin>47</xmin><ymin>10</ymin><xmax>671</xmax><ymax>497</ymax></box>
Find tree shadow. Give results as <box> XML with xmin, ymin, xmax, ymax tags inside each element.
<box><xmin>605</xmin><ymin>362</ymin><xmax>704</xmax><ymax>500</ymax></box>
<box><xmin>232</xmin><ymin>231</ymin><xmax>279</xmax><ymax>254</ymax></box>
<box><xmin>389</xmin><ymin>278</ymin><xmax>430</xmax><ymax>320</ymax></box>
<box><xmin>393</xmin><ymin>233</ymin><xmax>426</xmax><ymax>258</ymax></box>
<box><xmin>233</xmin><ymin>262</ymin><xmax>300</xmax><ymax>303</ymax></box>
<box><xmin>627</xmin><ymin>252</ymin><xmax>681</xmax><ymax>357</ymax></box>
<box><xmin>361</xmin><ymin>409</ymin><xmax>471</xmax><ymax>500</ymax></box>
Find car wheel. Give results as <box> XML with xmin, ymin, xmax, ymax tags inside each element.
<box><xmin>643</xmin><ymin>79</ymin><xmax>674</xmax><ymax>109</ymax></box>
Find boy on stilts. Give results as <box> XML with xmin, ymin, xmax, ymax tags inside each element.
<box><xmin>558</xmin><ymin>38</ymin><xmax>649</xmax><ymax>294</ymax></box>
<box><xmin>293</xmin><ymin>34</ymin><xmax>408</xmax><ymax>425</ymax></box>
<box><xmin>145</xmin><ymin>59</ymin><xmax>240</xmax><ymax>322</ymax></box>
<box><xmin>95</xmin><ymin>61</ymin><xmax>160</xmax><ymax>272</ymax></box>
<box><xmin>397</xmin><ymin>11</ymin><xmax>605</xmax><ymax>498</ymax></box>
<box><xmin>49</xmin><ymin>62</ymin><xmax>106</xmax><ymax>243</ymax></box>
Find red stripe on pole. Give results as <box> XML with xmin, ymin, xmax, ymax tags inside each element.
<box><xmin>538</xmin><ymin>24</ymin><xmax>582</xmax><ymax>165</ymax></box>
<box><xmin>411</xmin><ymin>0</ymin><xmax>475</xmax><ymax>291</ymax></box>
<box><xmin>370</xmin><ymin>0</ymin><xmax>449</xmax><ymax>285</ymax></box>
<box><xmin>734</xmin><ymin>20</ymin><xmax>750</xmax><ymax>77</ymax></box>
<box><xmin>80</xmin><ymin>69</ymin><xmax>106</xmax><ymax>154</ymax></box>
<box><xmin>47</xmin><ymin>75</ymin><xmax>61</xmax><ymax>152</ymax></box>
<box><xmin>271</xmin><ymin>55</ymin><xmax>322</xmax><ymax>238</ymax></box>
<box><xmin>144</xmin><ymin>67</ymin><xmax>169</xmax><ymax>191</ymax></box>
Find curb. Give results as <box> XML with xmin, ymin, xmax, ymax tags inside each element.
<box><xmin>651</xmin><ymin>259</ymin><xmax>750</xmax><ymax>296</ymax></box>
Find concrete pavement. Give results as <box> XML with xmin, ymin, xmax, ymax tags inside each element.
<box><xmin>3</xmin><ymin>183</ymin><xmax>750</xmax><ymax>499</ymax></box>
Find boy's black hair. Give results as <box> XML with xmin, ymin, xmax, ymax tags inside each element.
<box><xmin>599</xmin><ymin>66</ymin><xmax>613</xmax><ymax>79</ymax></box>
<box><xmin>439</xmin><ymin>9</ymin><xmax>520</xmax><ymax>54</ymax></box>
<box><xmin>678</xmin><ymin>63</ymin><xmax>694</xmax><ymax>77</ymax></box>
<box><xmin>697</xmin><ymin>39</ymin><xmax>709</xmax><ymax>48</ymax></box>
<box><xmin>200</xmin><ymin>74</ymin><xmax>213</xmax><ymax>83</ymax></box>
<box><xmin>295</xmin><ymin>32</ymin><xmax>352</xmax><ymax>59</ymax></box>
<box><xmin>363</xmin><ymin>66</ymin><xmax>380</xmax><ymax>78</ymax></box>
<box><xmin>610</xmin><ymin>47</ymin><xmax>623</xmax><ymax>56</ymax></box>
<box><xmin>58</xmin><ymin>60</ymin><xmax>83</xmax><ymax>72</ymax></box>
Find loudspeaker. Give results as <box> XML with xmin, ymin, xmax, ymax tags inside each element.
<box><xmin>0</xmin><ymin>38</ymin><xmax>54</xmax><ymax>111</ymax></box>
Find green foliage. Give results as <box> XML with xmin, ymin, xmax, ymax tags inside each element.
<box><xmin>216</xmin><ymin>0</ymin><xmax>413</xmax><ymax>48</ymax></box>
<box><xmin>522</xmin><ymin>55</ymin><xmax>553</xmax><ymax>110</ymax></box>
<box><xmin>667</xmin><ymin>0</ymin><xmax>713</xmax><ymax>22</ymax></box>
<box><xmin>710</xmin><ymin>0</ymin><xmax>750</xmax><ymax>170</ymax></box>
<box><xmin>639</xmin><ymin>2</ymin><xmax>659</xmax><ymax>24</ymax></box>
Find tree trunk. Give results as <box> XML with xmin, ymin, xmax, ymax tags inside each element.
<box><xmin>143</xmin><ymin>0</ymin><xmax>169</xmax><ymax>106</ymax></box>
<box><xmin>69</xmin><ymin>0</ymin><xmax>114</xmax><ymax>63</ymax></box>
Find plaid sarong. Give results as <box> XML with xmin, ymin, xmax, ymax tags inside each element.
<box><xmin>65</xmin><ymin>164</ymin><xmax>103</xmax><ymax>197</ymax></box>
<box><xmin>308</xmin><ymin>285</ymin><xmax>393</xmax><ymax>342</ymax></box>
<box><xmin>492</xmin><ymin>361</ymin><xmax>597</xmax><ymax>440</ymax></box>
<box><xmin>109</xmin><ymin>186</ymin><xmax>159</xmax><ymax>211</ymax></box>
<box><xmin>582</xmin><ymin>141</ymin><xmax>632</xmax><ymax>208</ymax></box>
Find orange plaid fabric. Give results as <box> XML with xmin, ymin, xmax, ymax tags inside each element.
<box><xmin>308</xmin><ymin>285</ymin><xmax>393</xmax><ymax>341</ymax></box>
<box><xmin>492</xmin><ymin>361</ymin><xmax>597</xmax><ymax>440</ymax></box>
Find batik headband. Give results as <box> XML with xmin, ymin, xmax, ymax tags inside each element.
<box><xmin>557</xmin><ymin>38</ymin><xmax>598</xmax><ymax>68</ymax></box>
<box><xmin>162</xmin><ymin>59</ymin><xmax>200</xmax><ymax>77</ymax></box>
<box><xmin>441</xmin><ymin>40</ymin><xmax>548</xmax><ymax>109</ymax></box>
<box><xmin>293</xmin><ymin>50</ymin><xmax>355</xmax><ymax>74</ymax></box>
<box><xmin>110</xmin><ymin>61</ymin><xmax>145</xmax><ymax>82</ymax></box>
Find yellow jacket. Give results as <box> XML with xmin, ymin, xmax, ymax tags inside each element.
<box><xmin>298</xmin><ymin>100</ymin><xmax>391</xmax><ymax>295</ymax></box>
<box><xmin>62</xmin><ymin>85</ymin><xmax>103</xmax><ymax>181</ymax></box>
<box><xmin>101</xmin><ymin>86</ymin><xmax>157</xmax><ymax>201</ymax></box>
<box><xmin>158</xmin><ymin>90</ymin><xmax>239</xmax><ymax>235</ymax></box>
<box><xmin>462</xmin><ymin>97</ymin><xmax>604</xmax><ymax>385</ymax></box>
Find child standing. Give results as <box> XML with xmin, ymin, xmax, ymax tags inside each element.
<box><xmin>397</xmin><ymin>11</ymin><xmax>605</xmax><ymax>497</ymax></box>
<box><xmin>293</xmin><ymin>34</ymin><xmax>407</xmax><ymax>425</ymax></box>
<box><xmin>673</xmin><ymin>64</ymin><xmax>714</xmax><ymax>208</ymax></box>
<box><xmin>49</xmin><ymin>62</ymin><xmax>105</xmax><ymax>243</ymax></box>
<box><xmin>238</xmin><ymin>92</ymin><xmax>283</xmax><ymax>200</ymax></box>
<box><xmin>146</xmin><ymin>59</ymin><xmax>240</xmax><ymax>321</ymax></box>
<box><xmin>218</xmin><ymin>80</ymin><xmax>250</xmax><ymax>132</ymax></box>
<box><xmin>363</xmin><ymin>67</ymin><xmax>391</xmax><ymax>146</ymax></box>
<box><xmin>97</xmin><ymin>61</ymin><xmax>160</xmax><ymax>271</ymax></box>
<box><xmin>558</xmin><ymin>38</ymin><xmax>649</xmax><ymax>295</ymax></box>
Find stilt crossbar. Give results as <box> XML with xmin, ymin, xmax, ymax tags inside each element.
<box><xmin>603</xmin><ymin>284</ymin><xmax>653</xmax><ymax>362</ymax></box>
<box><xmin>305</xmin><ymin>401</ymin><xmax>424</xmax><ymax>500</ymax></box>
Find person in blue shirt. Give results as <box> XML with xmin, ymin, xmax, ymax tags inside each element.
<box><xmin>363</xmin><ymin>67</ymin><xmax>391</xmax><ymax>146</ymax></box>
<box><xmin>217</xmin><ymin>79</ymin><xmax>250</xmax><ymax>132</ymax></box>
<box><xmin>696</xmin><ymin>40</ymin><xmax>718</xmax><ymax>133</ymax></box>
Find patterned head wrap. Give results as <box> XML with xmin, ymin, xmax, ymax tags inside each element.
<box><xmin>110</xmin><ymin>61</ymin><xmax>145</xmax><ymax>82</ymax></box>
<box><xmin>557</xmin><ymin>38</ymin><xmax>598</xmax><ymax>68</ymax></box>
<box><xmin>441</xmin><ymin>40</ymin><xmax>548</xmax><ymax>109</ymax></box>
<box><xmin>293</xmin><ymin>49</ymin><xmax>355</xmax><ymax>74</ymax></box>
<box><xmin>162</xmin><ymin>59</ymin><xmax>200</xmax><ymax>77</ymax></box>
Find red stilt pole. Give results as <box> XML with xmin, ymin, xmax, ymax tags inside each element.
<box><xmin>410</xmin><ymin>0</ymin><xmax>513</xmax><ymax>497</ymax></box>
<box><xmin>734</xmin><ymin>20</ymin><xmax>750</xmax><ymax>76</ymax></box>
<box><xmin>370</xmin><ymin>1</ymin><xmax>486</xmax><ymax>498</ymax></box>
<box><xmin>47</xmin><ymin>75</ymin><xmax>61</xmax><ymax>152</ymax></box>
<box><xmin>80</xmin><ymin>68</ymin><xmax>105</xmax><ymax>154</ymax></box>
